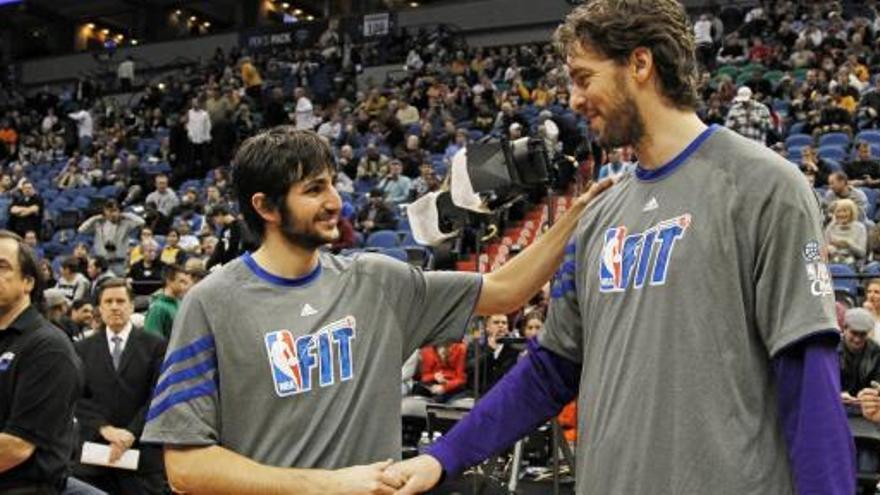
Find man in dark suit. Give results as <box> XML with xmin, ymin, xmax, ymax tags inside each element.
<box><xmin>74</xmin><ymin>278</ymin><xmax>167</xmax><ymax>494</ymax></box>
<box><xmin>469</xmin><ymin>314</ymin><xmax>521</xmax><ymax>394</ymax></box>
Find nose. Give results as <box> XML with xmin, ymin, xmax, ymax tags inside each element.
<box><xmin>324</xmin><ymin>185</ymin><xmax>342</xmax><ymax>214</ymax></box>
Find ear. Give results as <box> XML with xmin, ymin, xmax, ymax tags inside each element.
<box><xmin>251</xmin><ymin>193</ymin><xmax>281</xmax><ymax>226</ymax></box>
<box><xmin>629</xmin><ymin>47</ymin><xmax>654</xmax><ymax>85</ymax></box>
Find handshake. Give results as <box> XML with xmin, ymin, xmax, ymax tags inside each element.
<box><xmin>330</xmin><ymin>455</ymin><xmax>444</xmax><ymax>495</ymax></box>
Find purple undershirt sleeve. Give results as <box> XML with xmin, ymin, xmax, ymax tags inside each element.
<box><xmin>427</xmin><ymin>339</ymin><xmax>580</xmax><ymax>476</ymax></box>
<box><xmin>774</xmin><ymin>331</ymin><xmax>855</xmax><ymax>495</ymax></box>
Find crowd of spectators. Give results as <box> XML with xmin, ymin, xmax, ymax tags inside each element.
<box><xmin>9</xmin><ymin>0</ymin><xmax>880</xmax><ymax>490</ymax></box>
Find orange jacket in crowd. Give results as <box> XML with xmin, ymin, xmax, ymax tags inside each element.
<box><xmin>558</xmin><ymin>401</ymin><xmax>577</xmax><ymax>443</ymax></box>
<box><xmin>420</xmin><ymin>343</ymin><xmax>467</xmax><ymax>394</ymax></box>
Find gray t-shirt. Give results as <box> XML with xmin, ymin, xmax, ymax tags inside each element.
<box><xmin>540</xmin><ymin>126</ymin><xmax>837</xmax><ymax>495</ymax></box>
<box><xmin>141</xmin><ymin>251</ymin><xmax>481</xmax><ymax>468</ymax></box>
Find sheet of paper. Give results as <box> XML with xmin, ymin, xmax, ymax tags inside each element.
<box><xmin>80</xmin><ymin>441</ymin><xmax>140</xmax><ymax>471</ymax></box>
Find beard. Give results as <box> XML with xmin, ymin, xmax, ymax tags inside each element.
<box><xmin>279</xmin><ymin>202</ymin><xmax>340</xmax><ymax>250</ymax></box>
<box><xmin>595</xmin><ymin>75</ymin><xmax>646</xmax><ymax>149</ymax></box>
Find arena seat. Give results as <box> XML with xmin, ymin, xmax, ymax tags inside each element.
<box><xmin>785</xmin><ymin>134</ymin><xmax>813</xmax><ymax>149</ymax></box>
<box><xmin>818</xmin><ymin>132</ymin><xmax>851</xmax><ymax>149</ymax></box>
<box><xmin>366</xmin><ymin>230</ymin><xmax>400</xmax><ymax>248</ymax></box>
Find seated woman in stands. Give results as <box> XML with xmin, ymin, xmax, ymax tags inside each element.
<box><xmin>826</xmin><ymin>198</ymin><xmax>867</xmax><ymax>266</ymax></box>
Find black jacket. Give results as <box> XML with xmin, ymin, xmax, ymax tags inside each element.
<box><xmin>840</xmin><ymin>340</ymin><xmax>880</xmax><ymax>396</ymax></box>
<box><xmin>74</xmin><ymin>327</ymin><xmax>167</xmax><ymax>476</ymax></box>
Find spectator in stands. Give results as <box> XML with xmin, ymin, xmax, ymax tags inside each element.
<box><xmin>55</xmin><ymin>256</ymin><xmax>90</xmax><ymax>304</ymax></box>
<box><xmin>294</xmin><ymin>87</ymin><xmax>315</xmax><ymax>130</ymax></box>
<box><xmin>44</xmin><ymin>288</ymin><xmax>76</xmax><ymax>340</ymax></box>
<box><xmin>69</xmin><ymin>299</ymin><xmax>95</xmax><ymax>339</ymax></box>
<box><xmin>7</xmin><ymin>180</ymin><xmax>43</xmax><ymax>238</ymax></box>
<box><xmin>206</xmin><ymin>206</ymin><xmax>256</xmax><ymax>269</ymax></box>
<box><xmin>411</xmin><ymin>162</ymin><xmax>440</xmax><ymax>200</ymax></box>
<box><xmin>145</xmin><ymin>173</ymin><xmax>180</xmax><ymax>219</ymax></box>
<box><xmin>159</xmin><ymin>228</ymin><xmax>187</xmax><ymax>266</ymax></box>
<box><xmin>128</xmin><ymin>227</ymin><xmax>153</xmax><ymax>267</ymax></box>
<box><xmin>87</xmin><ymin>256</ymin><xmax>114</xmax><ymax>300</ymax></box>
<box><xmin>357</xmin><ymin>142</ymin><xmax>389</xmax><ymax>180</ymax></box>
<box><xmin>693</xmin><ymin>14</ymin><xmax>715</xmax><ymax>70</ymax></box>
<box><xmin>521</xmin><ymin>311</ymin><xmax>544</xmax><ymax>340</ymax></box>
<box><xmin>185</xmin><ymin>96</ymin><xmax>212</xmax><ymax>179</ymax></box>
<box><xmin>263</xmin><ymin>87</ymin><xmax>288</xmax><ymax>128</ymax></box>
<box><xmin>725</xmin><ymin>86</ymin><xmax>772</xmax><ymax>145</ymax></box>
<box><xmin>396</xmin><ymin>134</ymin><xmax>428</xmax><ymax>178</ymax></box>
<box><xmin>597</xmin><ymin>148</ymin><xmax>634</xmax><ymax>180</ymax></box>
<box><xmin>67</xmin><ymin>105</ymin><xmax>94</xmax><ymax>153</ymax></box>
<box><xmin>840</xmin><ymin>308</ymin><xmax>880</xmax><ymax>404</ymax></box>
<box><xmin>414</xmin><ymin>341</ymin><xmax>468</xmax><ymax>403</ymax></box>
<box><xmin>144</xmin><ymin>264</ymin><xmax>192</xmax><ymax>339</ymax></box>
<box><xmin>469</xmin><ymin>314</ymin><xmax>520</xmax><ymax>394</ymax></box>
<box><xmin>128</xmin><ymin>239</ymin><xmax>163</xmax><ymax>296</ymax></box>
<box><xmin>356</xmin><ymin>189</ymin><xmax>396</xmax><ymax>235</ymax></box>
<box><xmin>24</xmin><ymin>230</ymin><xmax>44</xmax><ymax>260</ymax></box>
<box><xmin>825</xmin><ymin>198</ymin><xmax>867</xmax><ymax>266</ymax></box>
<box><xmin>74</xmin><ymin>279</ymin><xmax>167</xmax><ymax>494</ymax></box>
<box><xmin>798</xmin><ymin>146</ymin><xmax>834</xmax><ymax>188</ymax></box>
<box><xmin>716</xmin><ymin>32</ymin><xmax>748</xmax><ymax>66</ymax></box>
<box><xmin>858</xmin><ymin>77</ymin><xmax>880</xmax><ymax>129</ymax></box>
<box><xmin>825</xmin><ymin>171</ymin><xmax>869</xmax><ymax>222</ymax></box>
<box><xmin>0</xmin><ymin>231</ymin><xmax>82</xmax><ymax>494</ymax></box>
<box><xmin>38</xmin><ymin>258</ymin><xmax>55</xmax><ymax>289</ymax></box>
<box><xmin>845</xmin><ymin>142</ymin><xmax>880</xmax><ymax>187</ymax></box>
<box><xmin>396</xmin><ymin>98</ymin><xmax>420</xmax><ymax>127</ymax></box>
<box><xmin>79</xmin><ymin>200</ymin><xmax>145</xmax><ymax>275</ymax></box>
<box><xmin>240</xmin><ymin>56</ymin><xmax>263</xmax><ymax>103</ymax></box>
<box><xmin>118</xmin><ymin>55</ymin><xmax>135</xmax><ymax>92</ymax></box>
<box><xmin>378</xmin><ymin>159</ymin><xmax>413</xmax><ymax>206</ymax></box>
<box><xmin>55</xmin><ymin>160</ymin><xmax>91</xmax><ymax>189</ymax></box>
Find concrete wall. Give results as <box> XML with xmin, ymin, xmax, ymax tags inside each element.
<box><xmin>20</xmin><ymin>32</ymin><xmax>239</xmax><ymax>85</ymax></box>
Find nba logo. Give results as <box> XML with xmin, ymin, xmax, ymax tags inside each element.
<box><xmin>265</xmin><ymin>330</ymin><xmax>303</xmax><ymax>396</ymax></box>
<box><xmin>599</xmin><ymin>215</ymin><xmax>691</xmax><ymax>293</ymax></box>
<box><xmin>599</xmin><ymin>227</ymin><xmax>629</xmax><ymax>292</ymax></box>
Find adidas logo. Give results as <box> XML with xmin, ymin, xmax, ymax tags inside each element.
<box><xmin>642</xmin><ymin>197</ymin><xmax>659</xmax><ymax>212</ymax></box>
<box><xmin>300</xmin><ymin>304</ymin><xmax>318</xmax><ymax>317</ymax></box>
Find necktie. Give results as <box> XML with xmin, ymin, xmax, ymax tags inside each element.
<box><xmin>111</xmin><ymin>335</ymin><xmax>123</xmax><ymax>370</ymax></box>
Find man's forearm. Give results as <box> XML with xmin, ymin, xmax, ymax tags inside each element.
<box><xmin>166</xmin><ymin>445</ymin><xmax>335</xmax><ymax>495</ymax></box>
<box><xmin>0</xmin><ymin>433</ymin><xmax>35</xmax><ymax>473</ymax></box>
<box><xmin>476</xmin><ymin>181</ymin><xmax>607</xmax><ymax>315</ymax></box>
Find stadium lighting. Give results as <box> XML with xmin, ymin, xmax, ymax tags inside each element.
<box><xmin>131</xmin><ymin>39</ymin><xmax>139</xmax><ymax>45</ymax></box>
<box><xmin>203</xmin><ymin>21</ymin><xmax>211</xmax><ymax>28</ymax></box>
<box><xmin>282</xmin><ymin>2</ymin><xmax>289</xmax><ymax>8</ymax></box>
<box><xmin>410</xmin><ymin>1</ymin><xmax>419</xmax><ymax>6</ymax></box>
<box><xmin>101</xmin><ymin>28</ymin><xmax>110</xmax><ymax>35</ymax></box>
<box><xmin>293</xmin><ymin>8</ymin><xmax>302</xmax><ymax>15</ymax></box>
<box><xmin>174</xmin><ymin>9</ymin><xmax>182</xmax><ymax>15</ymax></box>
<box><xmin>306</xmin><ymin>15</ymin><xmax>314</xmax><ymax>21</ymax></box>
<box><xmin>86</xmin><ymin>23</ymin><xmax>95</xmax><ymax>29</ymax></box>
<box><xmin>189</xmin><ymin>15</ymin><xmax>197</xmax><ymax>22</ymax></box>
<box><xmin>115</xmin><ymin>34</ymin><xmax>124</xmax><ymax>41</ymax></box>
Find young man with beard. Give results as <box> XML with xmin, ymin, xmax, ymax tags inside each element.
<box><xmin>390</xmin><ymin>1</ymin><xmax>854</xmax><ymax>494</ymax></box>
<box><xmin>141</xmin><ymin>127</ymin><xmax>610</xmax><ymax>494</ymax></box>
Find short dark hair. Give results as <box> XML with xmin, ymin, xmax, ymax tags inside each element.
<box><xmin>103</xmin><ymin>199</ymin><xmax>120</xmax><ymax>211</ymax></box>
<box><xmin>163</xmin><ymin>263</ymin><xmax>186</xmax><ymax>283</ymax></box>
<box><xmin>71</xmin><ymin>298</ymin><xmax>92</xmax><ymax>311</ymax></box>
<box><xmin>90</xmin><ymin>255</ymin><xmax>109</xmax><ymax>273</ymax></box>
<box><xmin>95</xmin><ymin>278</ymin><xmax>133</xmax><ymax>305</ymax></box>
<box><xmin>232</xmin><ymin>127</ymin><xmax>336</xmax><ymax>238</ymax></box>
<box><xmin>0</xmin><ymin>230</ymin><xmax>43</xmax><ymax>306</ymax></box>
<box><xmin>61</xmin><ymin>256</ymin><xmax>79</xmax><ymax>272</ymax></box>
<box><xmin>555</xmin><ymin>0</ymin><xmax>698</xmax><ymax>109</ymax></box>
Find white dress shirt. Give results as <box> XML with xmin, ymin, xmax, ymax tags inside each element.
<box><xmin>186</xmin><ymin>108</ymin><xmax>212</xmax><ymax>144</ymax></box>
<box><xmin>106</xmin><ymin>322</ymin><xmax>133</xmax><ymax>356</ymax></box>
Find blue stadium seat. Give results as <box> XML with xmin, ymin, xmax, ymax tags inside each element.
<box><xmin>398</xmin><ymin>231</ymin><xmax>417</xmax><ymax>246</ymax></box>
<box><xmin>366</xmin><ymin>230</ymin><xmax>400</xmax><ymax>249</ymax></box>
<box><xmin>353</xmin><ymin>231</ymin><xmax>364</xmax><ymax>248</ymax></box>
<box><xmin>828</xmin><ymin>263</ymin><xmax>859</xmax><ymax>300</ymax></box>
<box><xmin>818</xmin><ymin>146</ymin><xmax>846</xmax><ymax>162</ymax></box>
<box><xmin>818</xmin><ymin>132</ymin><xmax>850</xmax><ymax>149</ymax></box>
<box><xmin>785</xmin><ymin>134</ymin><xmax>812</xmax><ymax>149</ymax></box>
<box><xmin>857</xmin><ymin>130</ymin><xmax>880</xmax><ymax>147</ymax></box>
<box><xmin>824</xmin><ymin>159</ymin><xmax>842</xmax><ymax>173</ymax></box>
<box><xmin>862</xmin><ymin>188</ymin><xmax>878</xmax><ymax>220</ymax></box>
<box><xmin>863</xmin><ymin>261</ymin><xmax>880</xmax><ymax>277</ymax></box>
<box><xmin>788</xmin><ymin>122</ymin><xmax>807</xmax><ymax>136</ymax></box>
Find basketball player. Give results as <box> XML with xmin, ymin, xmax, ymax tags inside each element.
<box><xmin>389</xmin><ymin>1</ymin><xmax>855</xmax><ymax>494</ymax></box>
<box><xmin>140</xmin><ymin>127</ymin><xmax>610</xmax><ymax>494</ymax></box>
